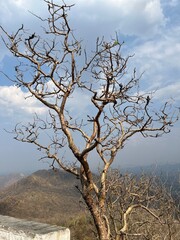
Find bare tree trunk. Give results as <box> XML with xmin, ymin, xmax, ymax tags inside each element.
<box><xmin>84</xmin><ymin>194</ymin><xmax>109</xmax><ymax>240</ymax></box>
<box><xmin>119</xmin><ymin>234</ymin><xmax>125</xmax><ymax>240</ymax></box>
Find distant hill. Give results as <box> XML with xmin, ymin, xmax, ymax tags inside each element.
<box><xmin>0</xmin><ymin>169</ymin><xmax>83</xmax><ymax>226</ymax></box>
<box><xmin>0</xmin><ymin>164</ymin><xmax>180</xmax><ymax>240</ymax></box>
<box><xmin>122</xmin><ymin>162</ymin><xmax>180</xmax><ymax>174</ymax></box>
<box><xmin>0</xmin><ymin>163</ymin><xmax>179</xmax><ymax>227</ymax></box>
<box><xmin>123</xmin><ymin>162</ymin><xmax>180</xmax><ymax>203</ymax></box>
<box><xmin>0</xmin><ymin>173</ymin><xmax>25</xmax><ymax>190</ymax></box>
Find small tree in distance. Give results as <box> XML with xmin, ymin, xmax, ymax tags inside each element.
<box><xmin>0</xmin><ymin>1</ymin><xmax>179</xmax><ymax>239</ymax></box>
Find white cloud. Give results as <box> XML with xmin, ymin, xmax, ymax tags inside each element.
<box><xmin>67</xmin><ymin>89</ymin><xmax>91</xmax><ymax>116</ymax></box>
<box><xmin>118</xmin><ymin>0</ymin><xmax>165</xmax><ymax>36</ymax></box>
<box><xmin>168</xmin><ymin>0</ymin><xmax>179</xmax><ymax>7</ymax></box>
<box><xmin>155</xmin><ymin>83</ymin><xmax>180</xmax><ymax>101</ymax></box>
<box><xmin>0</xmin><ymin>84</ymin><xmax>92</xmax><ymax>121</ymax></box>
<box><xmin>0</xmin><ymin>1</ymin><xmax>46</xmax><ymax>63</ymax></box>
<box><xmin>0</xmin><ymin>0</ymin><xmax>44</xmax><ymax>15</ymax></box>
<box><xmin>0</xmin><ymin>0</ymin><xmax>179</xmax><ymax>113</ymax></box>
<box><xmin>0</xmin><ymin>1</ymin><xmax>27</xmax><ymax>25</ymax></box>
<box><xmin>132</xmin><ymin>25</ymin><xmax>180</xmax><ymax>97</ymax></box>
<box><xmin>0</xmin><ymin>0</ymin><xmax>166</xmax><ymax>63</ymax></box>
<box><xmin>0</xmin><ymin>0</ymin><xmax>46</xmax><ymax>31</ymax></box>
<box><xmin>136</xmin><ymin>26</ymin><xmax>180</xmax><ymax>64</ymax></box>
<box><xmin>72</xmin><ymin>0</ymin><xmax>166</xmax><ymax>38</ymax></box>
<box><xmin>0</xmin><ymin>85</ymin><xmax>46</xmax><ymax>117</ymax></box>
<box><xmin>0</xmin><ymin>0</ymin><xmax>165</xmax><ymax>42</ymax></box>
<box><xmin>13</xmin><ymin>0</ymin><xmax>30</xmax><ymax>8</ymax></box>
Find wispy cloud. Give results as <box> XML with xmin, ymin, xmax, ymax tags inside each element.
<box><xmin>167</xmin><ymin>0</ymin><xmax>179</xmax><ymax>7</ymax></box>
<box><xmin>132</xmin><ymin>25</ymin><xmax>180</xmax><ymax>98</ymax></box>
<box><xmin>70</xmin><ymin>0</ymin><xmax>166</xmax><ymax>42</ymax></box>
<box><xmin>155</xmin><ymin>83</ymin><xmax>180</xmax><ymax>101</ymax></box>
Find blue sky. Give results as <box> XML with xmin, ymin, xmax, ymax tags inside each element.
<box><xmin>0</xmin><ymin>0</ymin><xmax>180</xmax><ymax>173</ymax></box>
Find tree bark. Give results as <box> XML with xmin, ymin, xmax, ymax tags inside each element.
<box><xmin>84</xmin><ymin>194</ymin><xmax>109</xmax><ymax>240</ymax></box>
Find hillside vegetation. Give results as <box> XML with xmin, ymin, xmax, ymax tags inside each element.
<box><xmin>0</xmin><ymin>169</ymin><xmax>83</xmax><ymax>226</ymax></box>
<box><xmin>0</xmin><ymin>165</ymin><xmax>180</xmax><ymax>239</ymax></box>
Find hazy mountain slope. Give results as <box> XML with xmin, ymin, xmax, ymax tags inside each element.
<box><xmin>0</xmin><ymin>173</ymin><xmax>25</xmax><ymax>190</ymax></box>
<box><xmin>0</xmin><ymin>163</ymin><xmax>179</xmax><ymax>227</ymax></box>
<box><xmin>0</xmin><ymin>169</ymin><xmax>82</xmax><ymax>225</ymax></box>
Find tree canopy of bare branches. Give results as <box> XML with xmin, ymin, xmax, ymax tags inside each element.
<box><xmin>105</xmin><ymin>170</ymin><xmax>180</xmax><ymax>240</ymax></box>
<box><xmin>0</xmin><ymin>1</ymin><xmax>179</xmax><ymax>239</ymax></box>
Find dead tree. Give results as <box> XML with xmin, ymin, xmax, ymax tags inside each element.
<box><xmin>105</xmin><ymin>170</ymin><xmax>180</xmax><ymax>240</ymax></box>
<box><xmin>0</xmin><ymin>1</ymin><xmax>179</xmax><ymax>239</ymax></box>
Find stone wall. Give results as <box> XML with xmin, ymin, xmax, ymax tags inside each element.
<box><xmin>0</xmin><ymin>215</ymin><xmax>70</xmax><ymax>240</ymax></box>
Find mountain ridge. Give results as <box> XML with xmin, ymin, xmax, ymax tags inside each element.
<box><xmin>0</xmin><ymin>169</ymin><xmax>82</xmax><ymax>225</ymax></box>
<box><xmin>0</xmin><ymin>163</ymin><xmax>180</xmax><ymax>225</ymax></box>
